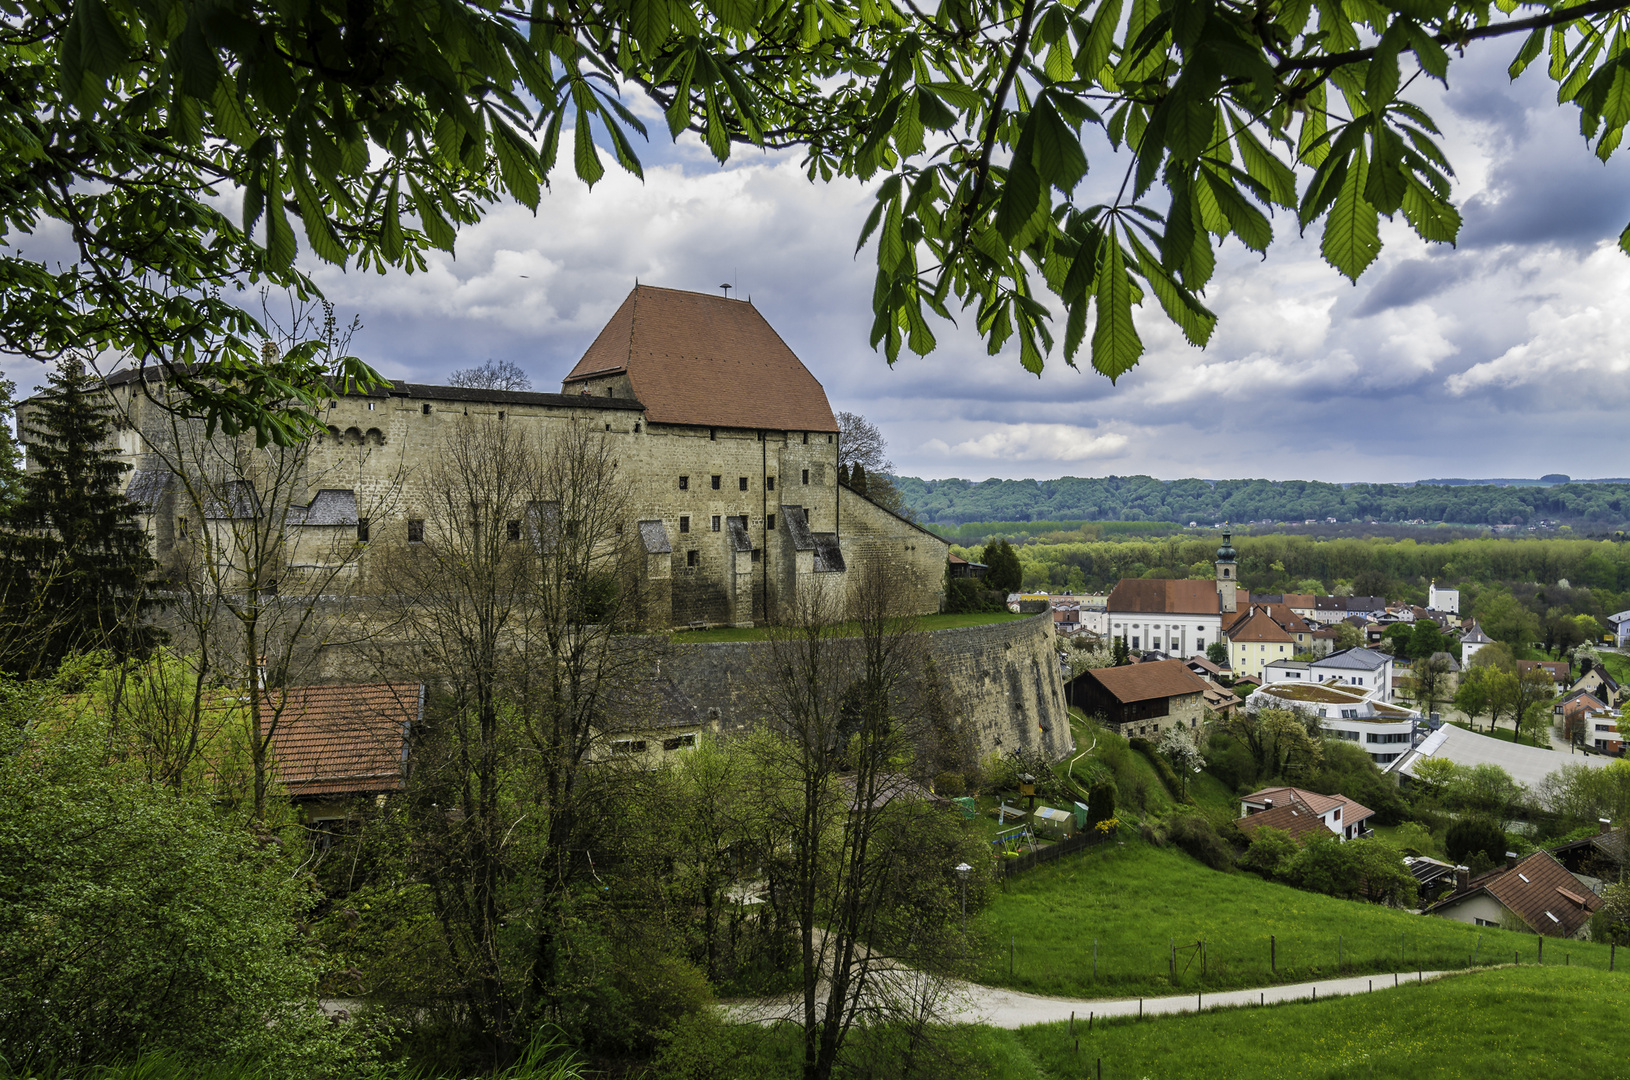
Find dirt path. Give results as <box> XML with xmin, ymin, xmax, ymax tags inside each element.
<box><xmin>724</xmin><ymin>969</ymin><xmax>1465</xmax><ymax>1029</ymax></box>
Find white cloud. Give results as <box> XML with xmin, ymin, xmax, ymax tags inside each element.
<box><xmin>923</xmin><ymin>424</ymin><xmax>1130</xmax><ymax>463</ymax></box>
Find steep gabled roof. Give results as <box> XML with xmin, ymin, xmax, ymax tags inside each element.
<box><xmin>262</xmin><ymin>683</ymin><xmax>422</xmax><ymax>798</ymax></box>
<box><xmin>1227</xmin><ymin>607</ymin><xmax>1296</xmax><ymax>643</ymax></box>
<box><xmin>562</xmin><ymin>286</ymin><xmax>839</xmax><ymax>432</ymax></box>
<box><xmin>1106</xmin><ymin>578</ymin><xmax>1221</xmax><ymax>615</ymax></box>
<box><xmin>1427</xmin><ymin>851</ymin><xmax>1599</xmax><ymax>937</ymax></box>
<box><xmin>1073</xmin><ymin>659</ymin><xmax>1211</xmax><ymax>704</ymax></box>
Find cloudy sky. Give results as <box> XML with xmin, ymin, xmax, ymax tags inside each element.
<box><xmin>13</xmin><ymin>42</ymin><xmax>1630</xmax><ymax>486</ymax></box>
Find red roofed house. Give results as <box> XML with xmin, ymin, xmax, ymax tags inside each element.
<box><xmin>261</xmin><ymin>683</ymin><xmax>423</xmax><ymax>830</ymax></box>
<box><xmin>1064</xmin><ymin>659</ymin><xmax>1213</xmax><ymax>739</ymax></box>
<box><xmin>1425</xmin><ymin>851</ymin><xmax>1600</xmax><ymax>938</ymax></box>
<box><xmin>1238</xmin><ymin>786</ymin><xmax>1377</xmax><ymax>842</ymax></box>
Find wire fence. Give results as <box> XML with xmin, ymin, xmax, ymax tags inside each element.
<box><xmin>993</xmin><ymin>828</ymin><xmax>1113</xmax><ymax>877</ymax></box>
<box><xmin>986</xmin><ymin>927</ymin><xmax>1624</xmax><ymax>995</ymax></box>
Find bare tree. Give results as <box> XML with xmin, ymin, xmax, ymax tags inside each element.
<box><xmin>448</xmin><ymin>359</ymin><xmax>532</xmax><ymax>392</ymax></box>
<box><xmin>369</xmin><ymin>413</ymin><xmax>659</xmax><ymax>1055</ymax></box>
<box><xmin>108</xmin><ymin>298</ymin><xmax>404</xmax><ymax>818</ymax></box>
<box><xmin>836</xmin><ymin>411</ymin><xmax>909</xmax><ymax>518</ymax></box>
<box><xmin>750</xmin><ymin>563</ymin><xmax>985</xmax><ymax>1080</ymax></box>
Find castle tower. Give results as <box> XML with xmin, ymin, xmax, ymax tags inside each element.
<box><xmin>1215</xmin><ymin>533</ymin><xmax>1238</xmax><ymax>614</ymax></box>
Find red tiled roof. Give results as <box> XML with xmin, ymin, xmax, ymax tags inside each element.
<box><xmin>1106</xmin><ymin>578</ymin><xmax>1223</xmax><ymax>615</ymax></box>
<box><xmin>1078</xmin><ymin>659</ymin><xmax>1212</xmax><ymax>704</ymax></box>
<box><xmin>261</xmin><ymin>683</ymin><xmax>422</xmax><ymax>797</ymax></box>
<box><xmin>1429</xmin><ymin>851</ymin><xmax>1600</xmax><ymax>937</ymax></box>
<box><xmin>1227</xmin><ymin>607</ymin><xmax>1296</xmax><ymax>643</ymax></box>
<box><xmin>1236</xmin><ymin>802</ymin><xmax>1332</xmax><ymax>842</ymax></box>
<box><xmin>1242</xmin><ymin>786</ymin><xmax>1375</xmax><ymax>826</ymax></box>
<box><xmin>562</xmin><ymin>286</ymin><xmax>839</xmax><ymax>432</ymax></box>
<box><xmin>1519</xmin><ymin>660</ymin><xmax>1570</xmax><ymax>682</ymax></box>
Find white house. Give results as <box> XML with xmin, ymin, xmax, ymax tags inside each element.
<box><xmin>1427</xmin><ymin>582</ymin><xmax>1460</xmax><ymax>615</ymax></box>
<box><xmin>1460</xmin><ymin>621</ymin><xmax>1493</xmax><ymax>666</ymax></box>
<box><xmin>1246</xmin><ymin>681</ymin><xmax>1420</xmax><ymax>768</ymax></box>
<box><xmin>1309</xmin><ymin>647</ymin><xmax>1394</xmax><ymax>701</ymax></box>
<box><xmin>1238</xmin><ymin>786</ymin><xmax>1377</xmax><ymax>842</ymax></box>
<box><xmin>1607</xmin><ymin>610</ymin><xmax>1630</xmax><ymax>648</ymax></box>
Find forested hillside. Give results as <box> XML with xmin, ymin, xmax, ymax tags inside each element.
<box><xmin>895</xmin><ymin>475</ymin><xmax>1630</xmax><ymax>529</ymax></box>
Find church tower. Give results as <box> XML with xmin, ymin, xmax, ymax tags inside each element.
<box><xmin>1215</xmin><ymin>533</ymin><xmax>1238</xmax><ymax>614</ymax></box>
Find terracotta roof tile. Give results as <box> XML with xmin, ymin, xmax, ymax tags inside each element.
<box><xmin>1429</xmin><ymin>851</ymin><xmax>1600</xmax><ymax>937</ymax></box>
<box><xmin>1106</xmin><ymin>579</ymin><xmax>1222</xmax><ymax>615</ymax></box>
<box><xmin>562</xmin><ymin>286</ymin><xmax>839</xmax><ymax>432</ymax></box>
<box><xmin>261</xmin><ymin>683</ymin><xmax>422</xmax><ymax>797</ymax></box>
<box><xmin>1227</xmin><ymin>608</ymin><xmax>1296</xmax><ymax>643</ymax></box>
<box><xmin>1236</xmin><ymin>803</ymin><xmax>1331</xmax><ymax>842</ymax></box>
<box><xmin>1076</xmin><ymin>659</ymin><xmax>1211</xmax><ymax>704</ymax></box>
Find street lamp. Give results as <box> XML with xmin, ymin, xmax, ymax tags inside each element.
<box><xmin>954</xmin><ymin>862</ymin><xmax>972</xmax><ymax>934</ymax></box>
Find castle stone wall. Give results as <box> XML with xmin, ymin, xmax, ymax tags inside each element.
<box><xmin>664</xmin><ymin>612</ymin><xmax>1071</xmax><ymax>761</ymax></box>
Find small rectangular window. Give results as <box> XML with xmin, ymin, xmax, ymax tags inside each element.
<box><xmin>802</xmin><ymin>469</ymin><xmax>809</xmax><ymax>485</ymax></box>
<box><xmin>421</xmin><ymin>403</ymin><xmax>432</xmax><ymax>415</ymax></box>
<box><xmin>507</xmin><ymin>520</ymin><xmax>521</xmax><ymax>542</ymax></box>
<box><xmin>768</xmin><ymin>514</ymin><xmax>776</xmax><ymax>530</ymax></box>
<box><xmin>498</xmin><ymin>411</ymin><xmax>505</xmax><ymax>421</ymax></box>
<box><xmin>711</xmin><ymin>475</ymin><xmax>721</xmax><ymax>490</ymax></box>
<box><xmin>356</xmin><ymin>518</ymin><xmax>370</xmax><ymax>543</ymax></box>
<box><xmin>680</xmin><ymin>516</ymin><xmax>690</xmax><ymax>533</ymax></box>
<box><xmin>408</xmin><ymin>518</ymin><xmax>424</xmax><ymax>543</ymax></box>
<box><xmin>739</xmin><ymin>476</ymin><xmax>748</xmax><ymax>491</ymax></box>
<box><xmin>767</xmin><ymin>476</ymin><xmax>775</xmax><ymax>491</ymax></box>
<box><xmin>751</xmin><ymin>549</ymin><xmax>760</xmax><ymax>562</ymax></box>
<box><xmin>803</xmin><ymin>432</ymin><xmax>809</xmax><ymax>444</ymax></box>
<box><xmin>679</xmin><ymin>475</ymin><xmax>689</xmax><ymax>490</ymax></box>
<box><xmin>687</xmin><ymin>550</ymin><xmax>698</xmax><ymax>567</ymax></box>
<box><xmin>177</xmin><ymin>516</ymin><xmax>189</xmax><ymax>539</ymax></box>
<box><xmin>711</xmin><ymin>515</ymin><xmax>721</xmax><ymax>532</ymax></box>
<box><xmin>368</xmin><ymin>401</ymin><xmax>375</xmax><ymax>411</ymax></box>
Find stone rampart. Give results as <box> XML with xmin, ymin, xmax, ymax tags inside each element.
<box><xmin>665</xmin><ymin>612</ymin><xmax>1071</xmax><ymax>762</ymax></box>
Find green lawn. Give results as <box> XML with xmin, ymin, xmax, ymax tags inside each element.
<box><xmin>668</xmin><ymin>610</ymin><xmax>1031</xmax><ymax>643</ymax></box>
<box><xmin>964</xmin><ymin>965</ymin><xmax>1629</xmax><ymax>1079</ymax></box>
<box><xmin>1597</xmin><ymin>651</ymin><xmax>1630</xmax><ymax>686</ymax></box>
<box><xmin>972</xmin><ymin>837</ymin><xmax>1615</xmax><ymax>998</ymax></box>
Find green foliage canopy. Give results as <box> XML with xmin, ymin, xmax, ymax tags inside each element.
<box><xmin>10</xmin><ymin>0</ymin><xmax>1630</xmax><ymax>442</ymax></box>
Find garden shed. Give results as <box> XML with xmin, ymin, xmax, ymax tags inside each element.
<box><xmin>1032</xmin><ymin>805</ymin><xmax>1075</xmax><ymax>840</ymax></box>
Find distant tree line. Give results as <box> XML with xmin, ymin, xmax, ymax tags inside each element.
<box><xmin>895</xmin><ymin>474</ymin><xmax>1630</xmax><ymax>529</ymax></box>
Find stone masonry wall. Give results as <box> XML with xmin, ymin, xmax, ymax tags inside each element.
<box><xmin>664</xmin><ymin>612</ymin><xmax>1072</xmax><ymax>762</ymax></box>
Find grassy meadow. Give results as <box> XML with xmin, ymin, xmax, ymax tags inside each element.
<box><xmin>971</xmin><ymin>838</ymin><xmax>1619</xmax><ymax>999</ymax></box>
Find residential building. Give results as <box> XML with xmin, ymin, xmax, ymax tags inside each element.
<box><xmin>1459</xmin><ymin>621</ymin><xmax>1493</xmax><ymax>667</ymax></box>
<box><xmin>1310</xmin><ymin>647</ymin><xmax>1394</xmax><ymax>700</ymax></box>
<box><xmin>1518</xmin><ymin>659</ymin><xmax>1571</xmax><ymax>687</ymax></box>
<box><xmin>1554</xmin><ymin>688</ymin><xmax>1608</xmax><ymax>744</ymax></box>
<box><xmin>1225</xmin><ymin>606</ymin><xmax>1298</xmax><ymax>681</ymax></box>
<box><xmin>1608</xmin><ymin>609</ymin><xmax>1630</xmax><ymax>648</ymax></box>
<box><xmin>261</xmin><ymin>682</ymin><xmax>423</xmax><ymax>831</ymax></box>
<box><xmin>1064</xmin><ymin>659</ymin><xmax>1212</xmax><ymax>739</ymax></box>
<box><xmin>1571</xmin><ymin>661</ymin><xmax>1622</xmax><ymax>707</ymax></box>
<box><xmin>1245</xmin><ymin>681</ymin><xmax>1419</xmax><ymax>767</ymax></box>
<box><xmin>1424</xmin><ymin>851</ymin><xmax>1599</xmax><ymax>938</ymax></box>
<box><xmin>1314</xmin><ymin>595</ymin><xmax>1387</xmax><ymax>617</ymax></box>
<box><xmin>947</xmin><ymin>553</ymin><xmax>987</xmax><ymax>578</ymax></box>
<box><xmin>1427</xmin><ymin>582</ymin><xmax>1460</xmax><ymax>614</ymax></box>
<box><xmin>1587</xmin><ymin>709</ymin><xmax>1624</xmax><ymax>754</ymax></box>
<box><xmin>1237</xmin><ymin>786</ymin><xmax>1376</xmax><ymax>842</ymax></box>
<box><xmin>1549</xmin><ymin>820</ymin><xmax>1629</xmax><ymax>883</ymax></box>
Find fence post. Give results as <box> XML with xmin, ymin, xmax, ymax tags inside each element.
<box><xmin>1010</xmin><ymin>936</ymin><xmax>1015</xmax><ymax>976</ymax></box>
<box><xmin>1094</xmin><ymin>937</ymin><xmax>1098</xmax><ymax>981</ymax></box>
<box><xmin>1271</xmin><ymin>934</ymin><xmax>1276</xmax><ymax>973</ymax></box>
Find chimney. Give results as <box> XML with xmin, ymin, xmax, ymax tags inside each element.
<box><xmin>1601</xmin><ymin>818</ymin><xmax>1613</xmax><ymax>835</ymax></box>
<box><xmin>1262</xmin><ymin>798</ymin><xmax>1274</xmax><ymax>810</ymax></box>
<box><xmin>1455</xmin><ymin>865</ymin><xmax>1469</xmax><ymax>892</ymax></box>
<box><xmin>1505</xmin><ymin>851</ymin><xmax>1518</xmax><ymax>870</ymax></box>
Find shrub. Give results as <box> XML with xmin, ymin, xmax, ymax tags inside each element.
<box><xmin>1446</xmin><ymin>817</ymin><xmax>1509</xmax><ymax>865</ymax></box>
<box><xmin>1085</xmin><ymin>780</ymin><xmax>1117</xmax><ymax>831</ymax></box>
<box><xmin>1204</xmin><ymin>732</ymin><xmax>1257</xmax><ymax>791</ymax></box>
<box><xmin>1130</xmin><ymin>736</ymin><xmax>1183</xmax><ymax>799</ymax></box>
<box><xmin>1165</xmin><ymin>814</ymin><xmax>1234</xmax><ymax>871</ymax></box>
<box><xmin>945</xmin><ymin>577</ymin><xmax>1004</xmax><ymax>614</ymax></box>
<box><xmin>1239</xmin><ymin>826</ymin><xmax>1298</xmax><ymax>880</ymax></box>
<box><xmin>934</xmin><ymin>771</ymin><xmax>966</xmax><ymax>798</ymax></box>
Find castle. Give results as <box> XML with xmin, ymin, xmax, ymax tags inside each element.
<box><xmin>81</xmin><ymin>285</ymin><xmax>950</xmax><ymax>628</ymax></box>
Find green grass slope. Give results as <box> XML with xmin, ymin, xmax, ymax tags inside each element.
<box><xmin>964</xmin><ymin>965</ymin><xmax>1628</xmax><ymax>1079</ymax></box>
<box><xmin>973</xmin><ymin>839</ymin><xmax>1615</xmax><ymax>998</ymax></box>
